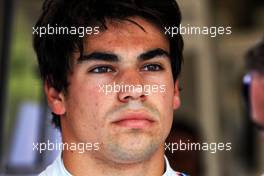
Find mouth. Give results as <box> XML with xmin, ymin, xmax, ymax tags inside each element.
<box><xmin>112</xmin><ymin>112</ymin><xmax>155</xmax><ymax>129</ymax></box>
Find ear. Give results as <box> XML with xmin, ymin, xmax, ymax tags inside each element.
<box><xmin>44</xmin><ymin>81</ymin><xmax>66</xmax><ymax>115</ymax></box>
<box><xmin>173</xmin><ymin>80</ymin><xmax>181</xmax><ymax>110</ymax></box>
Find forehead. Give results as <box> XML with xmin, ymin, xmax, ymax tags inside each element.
<box><xmin>83</xmin><ymin>17</ymin><xmax>169</xmax><ymax>54</ymax></box>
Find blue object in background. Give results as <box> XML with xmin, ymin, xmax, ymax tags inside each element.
<box><xmin>6</xmin><ymin>101</ymin><xmax>61</xmax><ymax>174</ymax></box>
<box><xmin>8</xmin><ymin>102</ymin><xmax>41</xmax><ymax>167</ymax></box>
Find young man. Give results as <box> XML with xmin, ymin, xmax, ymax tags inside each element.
<box><xmin>245</xmin><ymin>39</ymin><xmax>264</xmax><ymax>138</ymax></box>
<box><xmin>33</xmin><ymin>0</ymin><xmax>186</xmax><ymax>175</ymax></box>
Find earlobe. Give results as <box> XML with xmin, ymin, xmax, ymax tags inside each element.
<box><xmin>173</xmin><ymin>81</ymin><xmax>181</xmax><ymax>110</ymax></box>
<box><xmin>44</xmin><ymin>81</ymin><xmax>66</xmax><ymax>115</ymax></box>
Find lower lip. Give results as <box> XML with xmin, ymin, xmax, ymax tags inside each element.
<box><xmin>114</xmin><ymin>119</ymin><xmax>153</xmax><ymax>128</ymax></box>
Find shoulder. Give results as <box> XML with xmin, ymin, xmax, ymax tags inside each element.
<box><xmin>39</xmin><ymin>153</ymin><xmax>65</xmax><ymax>176</ymax></box>
<box><xmin>39</xmin><ymin>163</ymin><xmax>58</xmax><ymax>176</ymax></box>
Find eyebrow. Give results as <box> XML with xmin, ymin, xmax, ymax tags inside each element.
<box><xmin>78</xmin><ymin>52</ymin><xmax>118</xmax><ymax>63</ymax></box>
<box><xmin>78</xmin><ymin>48</ymin><xmax>170</xmax><ymax>63</ymax></box>
<box><xmin>138</xmin><ymin>48</ymin><xmax>170</xmax><ymax>61</ymax></box>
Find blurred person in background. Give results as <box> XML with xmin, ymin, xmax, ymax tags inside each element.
<box><xmin>244</xmin><ymin>39</ymin><xmax>264</xmax><ymax>138</ymax></box>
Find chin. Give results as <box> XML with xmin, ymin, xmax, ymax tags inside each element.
<box><xmin>104</xmin><ymin>134</ymin><xmax>162</xmax><ymax>163</ymax></box>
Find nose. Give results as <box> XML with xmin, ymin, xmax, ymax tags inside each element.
<box><xmin>117</xmin><ymin>69</ymin><xmax>147</xmax><ymax>103</ymax></box>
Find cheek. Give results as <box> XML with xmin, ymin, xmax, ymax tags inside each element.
<box><xmin>159</xmin><ymin>80</ymin><xmax>175</xmax><ymax>109</ymax></box>
<box><xmin>160</xmin><ymin>82</ymin><xmax>176</xmax><ymax>135</ymax></box>
<box><xmin>65</xmin><ymin>82</ymin><xmax>109</xmax><ymax>138</ymax></box>
<box><xmin>149</xmin><ymin>75</ymin><xmax>175</xmax><ymax>111</ymax></box>
<box><xmin>149</xmin><ymin>82</ymin><xmax>175</xmax><ymax>132</ymax></box>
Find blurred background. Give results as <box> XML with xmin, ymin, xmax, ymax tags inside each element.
<box><xmin>0</xmin><ymin>0</ymin><xmax>263</xmax><ymax>175</ymax></box>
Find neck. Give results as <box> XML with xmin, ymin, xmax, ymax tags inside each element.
<box><xmin>63</xmin><ymin>145</ymin><xmax>165</xmax><ymax>176</ymax></box>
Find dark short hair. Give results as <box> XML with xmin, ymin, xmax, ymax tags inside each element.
<box><xmin>33</xmin><ymin>0</ymin><xmax>184</xmax><ymax>129</ymax></box>
<box><xmin>245</xmin><ymin>39</ymin><xmax>264</xmax><ymax>74</ymax></box>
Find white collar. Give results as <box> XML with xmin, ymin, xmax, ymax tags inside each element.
<box><xmin>163</xmin><ymin>155</ymin><xmax>177</xmax><ymax>176</ymax></box>
<box><xmin>40</xmin><ymin>153</ymin><xmax>181</xmax><ymax>176</ymax></box>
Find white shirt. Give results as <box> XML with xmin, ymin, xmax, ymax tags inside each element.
<box><xmin>39</xmin><ymin>153</ymin><xmax>186</xmax><ymax>176</ymax></box>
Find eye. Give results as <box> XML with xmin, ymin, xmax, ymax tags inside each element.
<box><xmin>142</xmin><ymin>64</ymin><xmax>163</xmax><ymax>71</ymax></box>
<box><xmin>89</xmin><ymin>66</ymin><xmax>115</xmax><ymax>73</ymax></box>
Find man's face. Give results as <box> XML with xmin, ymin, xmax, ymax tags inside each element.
<box><xmin>53</xmin><ymin>17</ymin><xmax>180</xmax><ymax>163</ymax></box>
<box><xmin>250</xmin><ymin>73</ymin><xmax>264</xmax><ymax>136</ymax></box>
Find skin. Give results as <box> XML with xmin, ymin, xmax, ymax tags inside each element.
<box><xmin>45</xmin><ymin>17</ymin><xmax>180</xmax><ymax>176</ymax></box>
<box><xmin>250</xmin><ymin>72</ymin><xmax>264</xmax><ymax>137</ymax></box>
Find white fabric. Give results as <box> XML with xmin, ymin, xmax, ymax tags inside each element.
<box><xmin>39</xmin><ymin>153</ymin><xmax>177</xmax><ymax>176</ymax></box>
<box><xmin>39</xmin><ymin>152</ymin><xmax>71</xmax><ymax>176</ymax></box>
<box><xmin>163</xmin><ymin>155</ymin><xmax>177</xmax><ymax>176</ymax></box>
